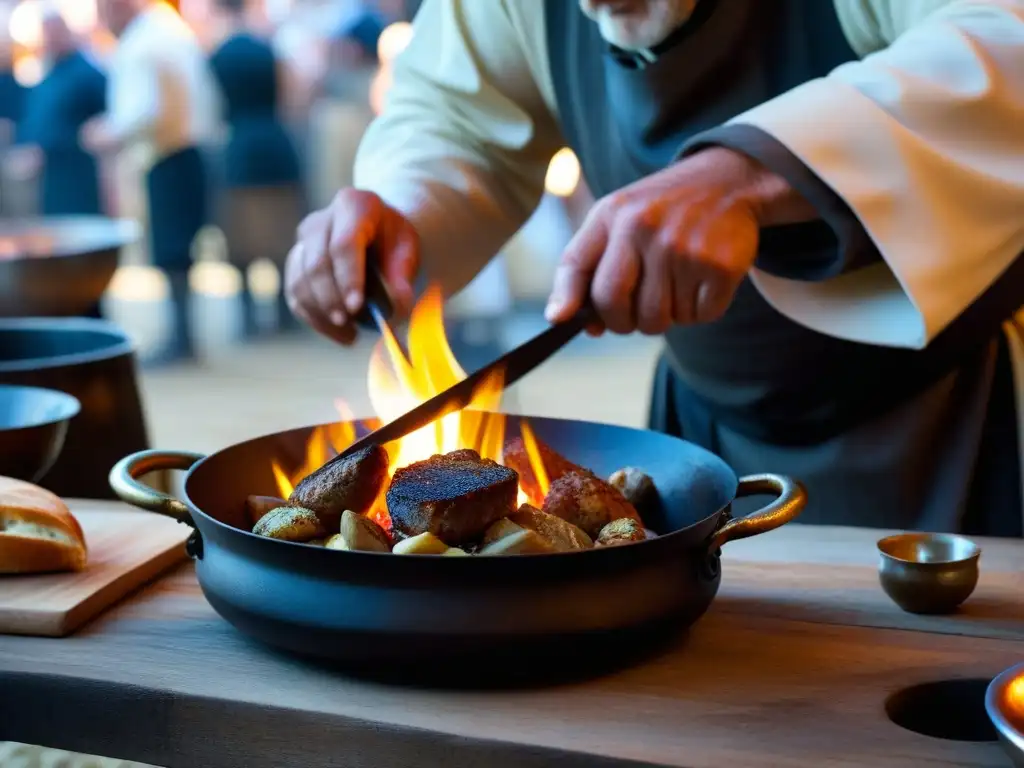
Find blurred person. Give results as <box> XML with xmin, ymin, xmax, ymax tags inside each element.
<box><xmin>285</xmin><ymin>0</ymin><xmax>1024</xmax><ymax>538</ymax></box>
<box><xmin>86</xmin><ymin>0</ymin><xmax>220</xmax><ymax>364</ymax></box>
<box><xmin>0</xmin><ymin>24</ymin><xmax>24</xmax><ymax>144</ymax></box>
<box><xmin>9</xmin><ymin>10</ymin><xmax>107</xmax><ymax>219</ymax></box>
<box><xmin>209</xmin><ymin>0</ymin><xmax>305</xmax><ymax>337</ymax></box>
<box><xmin>0</xmin><ymin>21</ymin><xmax>25</xmax><ymax>216</ymax></box>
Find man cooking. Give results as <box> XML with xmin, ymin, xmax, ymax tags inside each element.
<box><xmin>286</xmin><ymin>0</ymin><xmax>1024</xmax><ymax>538</ymax></box>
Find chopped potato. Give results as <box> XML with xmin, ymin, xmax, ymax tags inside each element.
<box><xmin>479</xmin><ymin>529</ymin><xmax>556</xmax><ymax>555</ymax></box>
<box><xmin>252</xmin><ymin>506</ymin><xmax>326</xmax><ymax>542</ymax></box>
<box><xmin>392</xmin><ymin>531</ymin><xmax>450</xmax><ymax>555</ymax></box>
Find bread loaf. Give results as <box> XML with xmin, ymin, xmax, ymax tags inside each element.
<box><xmin>0</xmin><ymin>475</ymin><xmax>87</xmax><ymax>574</ymax></box>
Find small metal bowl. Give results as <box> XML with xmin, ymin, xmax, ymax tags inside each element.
<box><xmin>876</xmin><ymin>532</ymin><xmax>980</xmax><ymax>615</ymax></box>
<box><xmin>986</xmin><ymin>663</ymin><xmax>1024</xmax><ymax>767</ymax></box>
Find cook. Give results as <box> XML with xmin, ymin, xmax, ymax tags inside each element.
<box><xmin>286</xmin><ymin>0</ymin><xmax>1024</xmax><ymax>538</ymax></box>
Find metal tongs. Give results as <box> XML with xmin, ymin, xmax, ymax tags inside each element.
<box><xmin>332</xmin><ymin>258</ymin><xmax>589</xmax><ymax>464</ymax></box>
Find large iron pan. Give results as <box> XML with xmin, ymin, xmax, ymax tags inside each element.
<box><xmin>110</xmin><ymin>414</ymin><xmax>805</xmax><ymax>680</ymax></box>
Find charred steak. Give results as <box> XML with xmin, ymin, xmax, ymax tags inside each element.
<box><xmin>387</xmin><ymin>449</ymin><xmax>518</xmax><ymax>545</ymax></box>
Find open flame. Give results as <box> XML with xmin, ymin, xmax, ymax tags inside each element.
<box><xmin>271</xmin><ymin>286</ymin><xmax>550</xmax><ymax>528</ymax></box>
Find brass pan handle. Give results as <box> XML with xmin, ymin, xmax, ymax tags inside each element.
<box><xmin>710</xmin><ymin>473</ymin><xmax>806</xmax><ymax>552</ymax></box>
<box><xmin>108</xmin><ymin>449</ymin><xmax>205</xmax><ymax>526</ymax></box>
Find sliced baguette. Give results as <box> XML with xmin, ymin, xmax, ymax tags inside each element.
<box><xmin>0</xmin><ymin>475</ymin><xmax>87</xmax><ymax>574</ymax></box>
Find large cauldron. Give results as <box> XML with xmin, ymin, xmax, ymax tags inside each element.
<box><xmin>111</xmin><ymin>415</ymin><xmax>805</xmax><ymax>679</ymax></box>
<box><xmin>0</xmin><ymin>318</ymin><xmax>152</xmax><ymax>498</ymax></box>
<box><xmin>0</xmin><ymin>216</ymin><xmax>138</xmax><ymax>317</ymax></box>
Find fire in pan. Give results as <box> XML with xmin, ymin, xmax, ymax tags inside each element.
<box><xmin>110</xmin><ymin>289</ymin><xmax>806</xmax><ymax>681</ymax></box>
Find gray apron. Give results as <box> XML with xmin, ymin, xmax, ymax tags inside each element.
<box><xmin>544</xmin><ymin>0</ymin><xmax>1023</xmax><ymax>537</ymax></box>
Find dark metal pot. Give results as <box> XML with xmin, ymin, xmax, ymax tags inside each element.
<box><xmin>0</xmin><ymin>216</ymin><xmax>138</xmax><ymax>318</ymax></box>
<box><xmin>0</xmin><ymin>384</ymin><xmax>80</xmax><ymax>482</ymax></box>
<box><xmin>0</xmin><ymin>318</ymin><xmax>152</xmax><ymax>499</ymax></box>
<box><xmin>110</xmin><ymin>415</ymin><xmax>805</xmax><ymax>679</ymax></box>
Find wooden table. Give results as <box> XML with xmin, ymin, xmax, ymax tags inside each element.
<box><xmin>1</xmin><ymin>500</ymin><xmax>1022</xmax><ymax>768</ymax></box>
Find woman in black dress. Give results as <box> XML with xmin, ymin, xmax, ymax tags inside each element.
<box><xmin>209</xmin><ymin>0</ymin><xmax>305</xmax><ymax>337</ymax></box>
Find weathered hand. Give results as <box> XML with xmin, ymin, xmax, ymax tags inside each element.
<box><xmin>285</xmin><ymin>188</ymin><xmax>419</xmax><ymax>345</ymax></box>
<box><xmin>545</xmin><ymin>147</ymin><xmax>801</xmax><ymax>335</ymax></box>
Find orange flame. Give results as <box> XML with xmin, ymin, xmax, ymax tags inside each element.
<box><xmin>271</xmin><ymin>285</ymin><xmax>552</xmax><ymax>527</ymax></box>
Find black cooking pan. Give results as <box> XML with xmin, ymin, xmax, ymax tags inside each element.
<box><xmin>110</xmin><ymin>414</ymin><xmax>804</xmax><ymax>678</ymax></box>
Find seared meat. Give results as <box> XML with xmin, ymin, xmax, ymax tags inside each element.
<box><xmin>542</xmin><ymin>471</ymin><xmax>642</xmax><ymax>538</ymax></box>
<box><xmin>503</xmin><ymin>436</ymin><xmax>585</xmax><ymax>503</ymax></box>
<box><xmin>289</xmin><ymin>444</ymin><xmax>389</xmax><ymax>530</ymax></box>
<box><xmin>387</xmin><ymin>450</ymin><xmax>518</xmax><ymax>545</ymax></box>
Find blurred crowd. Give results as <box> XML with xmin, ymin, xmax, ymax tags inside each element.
<box><xmin>0</xmin><ymin>0</ymin><xmax>422</xmax><ymax>363</ymax></box>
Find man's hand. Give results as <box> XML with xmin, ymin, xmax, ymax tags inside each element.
<box><xmin>285</xmin><ymin>188</ymin><xmax>419</xmax><ymax>345</ymax></box>
<box><xmin>545</xmin><ymin>147</ymin><xmax>814</xmax><ymax>334</ymax></box>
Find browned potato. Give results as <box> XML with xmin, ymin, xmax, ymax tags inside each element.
<box><xmin>608</xmin><ymin>468</ymin><xmax>658</xmax><ymax>513</ymax></box>
<box><xmin>479</xmin><ymin>529</ymin><xmax>556</xmax><ymax>556</ymax></box>
<box><xmin>289</xmin><ymin>444</ymin><xmax>389</xmax><ymax>530</ymax></box>
<box><xmin>324</xmin><ymin>511</ymin><xmax>391</xmax><ymax>553</ymax></box>
<box><xmin>597</xmin><ymin>517</ymin><xmax>646</xmax><ymax>547</ymax></box>
<box><xmin>543</xmin><ymin>471</ymin><xmax>642</xmax><ymax>538</ymax></box>
<box><xmin>245</xmin><ymin>494</ymin><xmax>289</xmax><ymax>527</ymax></box>
<box><xmin>252</xmin><ymin>506</ymin><xmax>326</xmax><ymax>542</ymax></box>
<box><xmin>339</xmin><ymin>510</ymin><xmax>391</xmax><ymax>552</ymax></box>
<box><xmin>392</xmin><ymin>531</ymin><xmax>449</xmax><ymax>555</ymax></box>
<box><xmin>510</xmin><ymin>504</ymin><xmax>592</xmax><ymax>551</ymax></box>
<box><xmin>481</xmin><ymin>517</ymin><xmax>528</xmax><ymax>547</ymax></box>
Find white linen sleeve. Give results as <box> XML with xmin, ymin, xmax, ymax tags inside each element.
<box><xmin>351</xmin><ymin>0</ymin><xmax>563</xmax><ymax>298</ymax></box>
<box><xmin>733</xmin><ymin>0</ymin><xmax>1024</xmax><ymax>349</ymax></box>
<box><xmin>105</xmin><ymin>43</ymin><xmax>161</xmax><ymax>146</ymax></box>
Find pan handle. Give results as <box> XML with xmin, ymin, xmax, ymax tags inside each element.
<box><xmin>709</xmin><ymin>474</ymin><xmax>806</xmax><ymax>552</ymax></box>
<box><xmin>109</xmin><ymin>449</ymin><xmax>206</xmax><ymax>526</ymax></box>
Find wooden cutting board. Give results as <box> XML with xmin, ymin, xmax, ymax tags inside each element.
<box><xmin>0</xmin><ymin>505</ymin><xmax>190</xmax><ymax>637</ymax></box>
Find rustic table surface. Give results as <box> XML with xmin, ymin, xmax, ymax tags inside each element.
<box><xmin>1</xmin><ymin>500</ymin><xmax>1022</xmax><ymax>768</ymax></box>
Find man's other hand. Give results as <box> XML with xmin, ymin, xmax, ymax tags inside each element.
<box><xmin>545</xmin><ymin>147</ymin><xmax>804</xmax><ymax>335</ymax></box>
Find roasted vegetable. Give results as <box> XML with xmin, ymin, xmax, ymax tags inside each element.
<box><xmin>608</xmin><ymin>467</ymin><xmax>658</xmax><ymax>513</ymax></box>
<box><xmin>509</xmin><ymin>504</ymin><xmax>592</xmax><ymax>551</ymax></box>
<box><xmin>252</xmin><ymin>506</ymin><xmax>326</xmax><ymax>542</ymax></box>
<box><xmin>478</xmin><ymin>529</ymin><xmax>556</xmax><ymax>556</ymax></box>
<box><xmin>597</xmin><ymin>517</ymin><xmax>646</xmax><ymax>547</ymax></box>
<box><xmin>324</xmin><ymin>510</ymin><xmax>391</xmax><ymax>553</ymax></box>
<box><xmin>392</xmin><ymin>531</ymin><xmax>450</xmax><ymax>555</ymax></box>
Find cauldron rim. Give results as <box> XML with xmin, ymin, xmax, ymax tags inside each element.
<box><xmin>0</xmin><ymin>384</ymin><xmax>81</xmax><ymax>430</ymax></box>
<box><xmin>0</xmin><ymin>318</ymin><xmax>136</xmax><ymax>372</ymax></box>
<box><xmin>0</xmin><ymin>215</ymin><xmax>139</xmax><ymax>260</ymax></box>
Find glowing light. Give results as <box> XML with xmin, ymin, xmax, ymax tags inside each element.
<box><xmin>545</xmin><ymin>148</ymin><xmax>581</xmax><ymax>198</ymax></box>
<box><xmin>377</xmin><ymin>21</ymin><xmax>413</xmax><ymax>65</ymax></box>
<box><xmin>248</xmin><ymin>259</ymin><xmax>281</xmax><ymax>298</ymax></box>
<box><xmin>13</xmin><ymin>56</ymin><xmax>42</xmax><ymax>86</ymax></box>
<box><xmin>189</xmin><ymin>261</ymin><xmax>242</xmax><ymax>298</ymax></box>
<box><xmin>9</xmin><ymin>1</ymin><xmax>43</xmax><ymax>47</ymax></box>
<box><xmin>56</xmin><ymin>0</ymin><xmax>97</xmax><ymax>33</ymax></box>
<box><xmin>107</xmin><ymin>265</ymin><xmax>170</xmax><ymax>303</ymax></box>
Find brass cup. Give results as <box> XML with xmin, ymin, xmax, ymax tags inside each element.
<box><xmin>877</xmin><ymin>533</ymin><xmax>980</xmax><ymax>615</ymax></box>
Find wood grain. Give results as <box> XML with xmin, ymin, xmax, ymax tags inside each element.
<box><xmin>0</xmin><ymin>502</ymin><xmax>1021</xmax><ymax>768</ymax></box>
<box><xmin>0</xmin><ymin>506</ymin><xmax>190</xmax><ymax>637</ymax></box>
